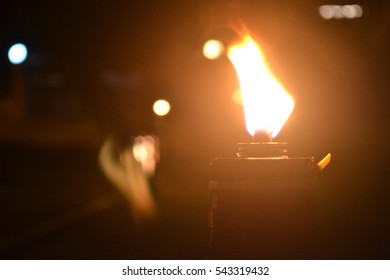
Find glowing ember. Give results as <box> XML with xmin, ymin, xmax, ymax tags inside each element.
<box><xmin>228</xmin><ymin>35</ymin><xmax>294</xmax><ymax>138</ymax></box>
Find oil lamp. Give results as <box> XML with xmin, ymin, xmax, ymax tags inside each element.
<box><xmin>208</xmin><ymin>34</ymin><xmax>331</xmax><ymax>259</ymax></box>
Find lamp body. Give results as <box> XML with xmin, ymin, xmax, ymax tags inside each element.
<box><xmin>208</xmin><ymin>157</ymin><xmax>319</xmax><ymax>259</ymax></box>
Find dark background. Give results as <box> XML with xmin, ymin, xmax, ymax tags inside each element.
<box><xmin>0</xmin><ymin>0</ymin><xmax>389</xmax><ymax>259</ymax></box>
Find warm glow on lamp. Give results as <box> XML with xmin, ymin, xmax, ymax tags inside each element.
<box><xmin>228</xmin><ymin>35</ymin><xmax>294</xmax><ymax>139</ymax></box>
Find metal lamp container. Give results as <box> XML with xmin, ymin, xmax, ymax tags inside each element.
<box><xmin>208</xmin><ymin>141</ymin><xmax>321</xmax><ymax>259</ymax></box>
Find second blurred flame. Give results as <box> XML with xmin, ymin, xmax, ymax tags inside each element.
<box><xmin>228</xmin><ymin>35</ymin><xmax>294</xmax><ymax>138</ymax></box>
<box><xmin>132</xmin><ymin>135</ymin><xmax>159</xmax><ymax>176</ymax></box>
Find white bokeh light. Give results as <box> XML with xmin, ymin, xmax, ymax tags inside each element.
<box><xmin>132</xmin><ymin>135</ymin><xmax>159</xmax><ymax>176</ymax></box>
<box><xmin>202</xmin><ymin>39</ymin><xmax>225</xmax><ymax>60</ymax></box>
<box><xmin>153</xmin><ymin>99</ymin><xmax>171</xmax><ymax>116</ymax></box>
<box><xmin>319</xmin><ymin>5</ymin><xmax>333</xmax><ymax>20</ymax></box>
<box><xmin>8</xmin><ymin>43</ymin><xmax>28</xmax><ymax>64</ymax></box>
<box><xmin>319</xmin><ymin>4</ymin><xmax>363</xmax><ymax>19</ymax></box>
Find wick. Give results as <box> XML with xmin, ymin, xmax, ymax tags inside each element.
<box><xmin>253</xmin><ymin>130</ymin><xmax>272</xmax><ymax>143</ymax></box>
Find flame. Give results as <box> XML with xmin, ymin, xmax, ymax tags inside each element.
<box><xmin>228</xmin><ymin>35</ymin><xmax>294</xmax><ymax>138</ymax></box>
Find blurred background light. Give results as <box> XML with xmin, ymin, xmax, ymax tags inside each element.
<box><xmin>153</xmin><ymin>99</ymin><xmax>171</xmax><ymax>116</ymax></box>
<box><xmin>319</xmin><ymin>5</ymin><xmax>333</xmax><ymax>19</ymax></box>
<box><xmin>132</xmin><ymin>135</ymin><xmax>159</xmax><ymax>176</ymax></box>
<box><xmin>351</xmin><ymin>4</ymin><xmax>363</xmax><ymax>17</ymax></box>
<box><xmin>319</xmin><ymin>4</ymin><xmax>363</xmax><ymax>19</ymax></box>
<box><xmin>8</xmin><ymin>43</ymin><xmax>28</xmax><ymax>64</ymax></box>
<box><xmin>202</xmin><ymin>39</ymin><xmax>225</xmax><ymax>60</ymax></box>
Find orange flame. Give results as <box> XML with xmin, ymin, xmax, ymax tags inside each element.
<box><xmin>228</xmin><ymin>35</ymin><xmax>294</xmax><ymax>138</ymax></box>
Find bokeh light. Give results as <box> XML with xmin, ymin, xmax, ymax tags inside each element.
<box><xmin>202</xmin><ymin>39</ymin><xmax>225</xmax><ymax>60</ymax></box>
<box><xmin>132</xmin><ymin>135</ymin><xmax>159</xmax><ymax>176</ymax></box>
<box><xmin>8</xmin><ymin>43</ymin><xmax>28</xmax><ymax>64</ymax></box>
<box><xmin>319</xmin><ymin>5</ymin><xmax>333</xmax><ymax>19</ymax></box>
<box><xmin>153</xmin><ymin>99</ymin><xmax>171</xmax><ymax>116</ymax></box>
<box><xmin>319</xmin><ymin>4</ymin><xmax>363</xmax><ymax>19</ymax></box>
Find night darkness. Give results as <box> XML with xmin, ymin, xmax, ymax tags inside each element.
<box><xmin>1</xmin><ymin>0</ymin><xmax>390</xmax><ymax>259</ymax></box>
